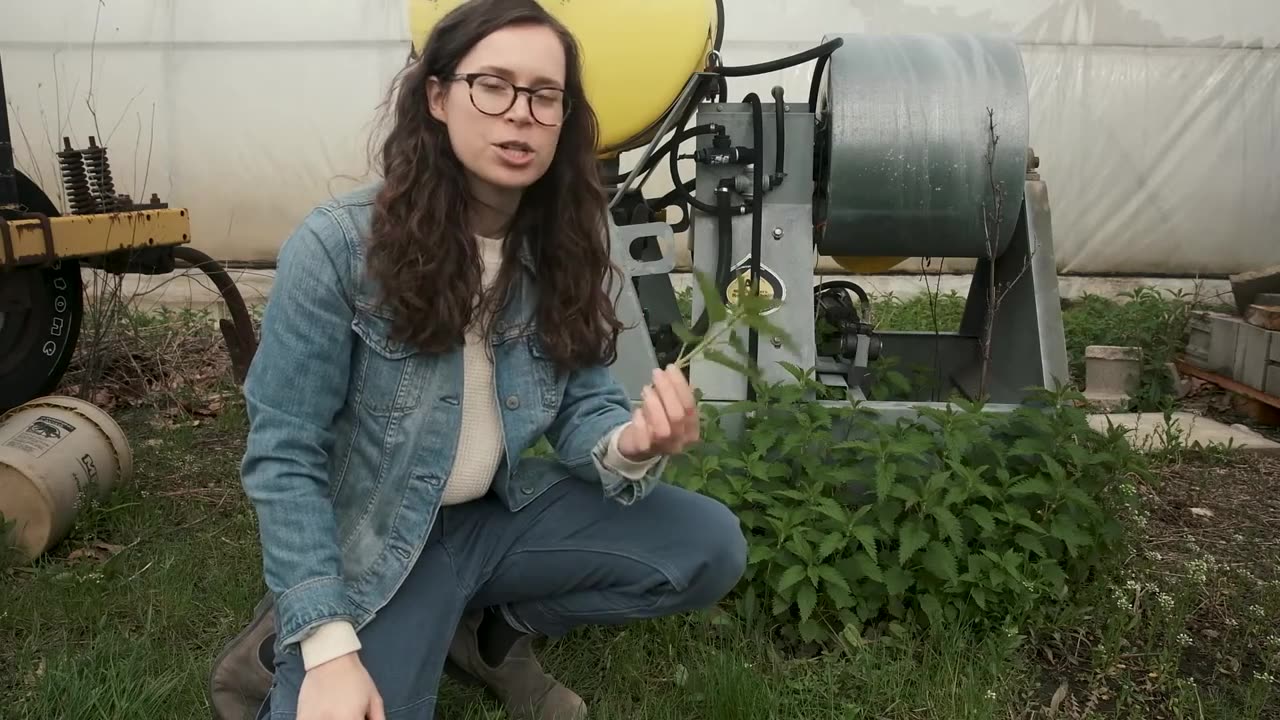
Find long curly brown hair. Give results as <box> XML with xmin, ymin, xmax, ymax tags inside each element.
<box><xmin>367</xmin><ymin>0</ymin><xmax>623</xmax><ymax>371</ymax></box>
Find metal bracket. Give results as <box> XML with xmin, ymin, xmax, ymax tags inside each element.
<box><xmin>610</xmin><ymin>221</ymin><xmax>676</xmax><ymax>278</ymax></box>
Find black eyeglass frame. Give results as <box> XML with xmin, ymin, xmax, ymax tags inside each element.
<box><xmin>446</xmin><ymin>72</ymin><xmax>572</xmax><ymax>127</ymax></box>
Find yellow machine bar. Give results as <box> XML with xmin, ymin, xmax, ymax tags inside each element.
<box><xmin>0</xmin><ymin>208</ymin><xmax>191</xmax><ymax>268</ymax></box>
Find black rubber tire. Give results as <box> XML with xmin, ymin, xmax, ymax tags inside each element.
<box><xmin>0</xmin><ymin>172</ymin><xmax>84</xmax><ymax>414</ymax></box>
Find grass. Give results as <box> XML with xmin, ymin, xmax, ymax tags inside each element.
<box><xmin>1</xmin><ymin>288</ymin><xmax>1276</xmax><ymax>719</ymax></box>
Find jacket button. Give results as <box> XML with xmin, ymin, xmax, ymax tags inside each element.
<box><xmin>505</xmin><ymin>395</ymin><xmax>520</xmax><ymax>410</ymax></box>
<box><xmin>521</xmin><ymin>486</ymin><xmax>533</xmax><ymax>495</ymax></box>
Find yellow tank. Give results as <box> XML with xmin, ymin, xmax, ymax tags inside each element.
<box><xmin>407</xmin><ymin>0</ymin><xmax>718</xmax><ymax>155</ymax></box>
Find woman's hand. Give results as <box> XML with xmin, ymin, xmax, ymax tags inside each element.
<box><xmin>297</xmin><ymin>653</ymin><xmax>385</xmax><ymax>720</ymax></box>
<box><xmin>617</xmin><ymin>365</ymin><xmax>700</xmax><ymax>461</ymax></box>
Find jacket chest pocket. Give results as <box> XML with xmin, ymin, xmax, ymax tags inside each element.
<box><xmin>526</xmin><ymin>335</ymin><xmax>566</xmax><ymax>415</ymax></box>
<box><xmin>351</xmin><ymin>310</ymin><xmax>429</xmax><ymax>415</ymax></box>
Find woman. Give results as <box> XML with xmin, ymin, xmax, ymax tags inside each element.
<box><xmin>209</xmin><ymin>0</ymin><xmax>747</xmax><ymax>718</ymax></box>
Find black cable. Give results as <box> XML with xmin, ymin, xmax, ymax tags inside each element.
<box><xmin>743</xmin><ymin>93</ymin><xmax>765</xmax><ymax>399</ymax></box>
<box><xmin>712</xmin><ymin>38</ymin><xmax>844</xmax><ymax>78</ymax></box>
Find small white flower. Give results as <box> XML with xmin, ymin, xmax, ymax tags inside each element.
<box><xmin>1225</xmin><ymin>617</ymin><xmax>1239</xmax><ymax>628</ymax></box>
<box><xmin>1156</xmin><ymin>593</ymin><xmax>1175</xmax><ymax>610</ymax></box>
<box><xmin>1177</xmin><ymin>632</ymin><xmax>1193</xmax><ymax>647</ymax></box>
<box><xmin>1265</xmin><ymin>635</ymin><xmax>1280</xmax><ymax>650</ymax></box>
<box><xmin>985</xmin><ymin>690</ymin><xmax>997</xmax><ymax>700</ymax></box>
<box><xmin>1249</xmin><ymin>605</ymin><xmax>1266</xmax><ymax>619</ymax></box>
<box><xmin>1255</xmin><ymin>671</ymin><xmax>1275</xmax><ymax>684</ymax></box>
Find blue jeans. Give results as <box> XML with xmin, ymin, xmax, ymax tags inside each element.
<box><xmin>257</xmin><ymin>473</ymin><xmax>747</xmax><ymax>718</ymax></box>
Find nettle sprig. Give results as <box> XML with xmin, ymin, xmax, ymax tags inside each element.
<box><xmin>671</xmin><ymin>271</ymin><xmax>795</xmax><ymax>380</ymax></box>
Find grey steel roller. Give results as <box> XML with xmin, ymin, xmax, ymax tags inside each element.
<box><xmin>816</xmin><ymin>33</ymin><xmax>1030</xmax><ymax>259</ymax></box>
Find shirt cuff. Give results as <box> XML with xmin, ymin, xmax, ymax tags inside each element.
<box><xmin>602</xmin><ymin>423</ymin><xmax>663</xmax><ymax>479</ymax></box>
<box><xmin>299</xmin><ymin>619</ymin><xmax>362</xmax><ymax>671</ymax></box>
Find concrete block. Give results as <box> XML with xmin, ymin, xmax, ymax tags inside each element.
<box><xmin>1185</xmin><ymin>312</ymin><xmax>1211</xmax><ymax>360</ymax></box>
<box><xmin>1267</xmin><ymin>364</ymin><xmax>1280</xmax><ymax>397</ymax></box>
<box><xmin>1229</xmin><ymin>264</ymin><xmax>1280</xmax><ymax>316</ymax></box>
<box><xmin>1084</xmin><ymin>346</ymin><xmax>1142</xmax><ymax>409</ymax></box>
<box><xmin>1272</xmin><ymin>337</ymin><xmax>1280</xmax><ymax>364</ymax></box>
<box><xmin>1208</xmin><ymin>315</ymin><xmax>1242</xmax><ymax>376</ymax></box>
<box><xmin>1233</xmin><ymin>323</ymin><xmax>1275</xmax><ymax>390</ymax></box>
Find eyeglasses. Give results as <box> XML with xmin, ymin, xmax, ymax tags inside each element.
<box><xmin>447</xmin><ymin>73</ymin><xmax>570</xmax><ymax>127</ymax></box>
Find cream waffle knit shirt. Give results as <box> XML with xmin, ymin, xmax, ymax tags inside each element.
<box><xmin>298</xmin><ymin>234</ymin><xmax>659</xmax><ymax>670</ymax></box>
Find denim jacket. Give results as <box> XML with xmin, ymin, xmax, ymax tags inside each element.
<box><xmin>239</xmin><ymin>184</ymin><xmax>667</xmax><ymax>652</ymax></box>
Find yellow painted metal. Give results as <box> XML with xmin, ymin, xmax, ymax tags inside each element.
<box><xmin>832</xmin><ymin>255</ymin><xmax>909</xmax><ymax>273</ymax></box>
<box><xmin>0</xmin><ymin>209</ymin><xmax>191</xmax><ymax>268</ymax></box>
<box><xmin>406</xmin><ymin>0</ymin><xmax>717</xmax><ymax>154</ymax></box>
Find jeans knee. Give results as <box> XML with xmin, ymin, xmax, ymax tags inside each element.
<box><xmin>679</xmin><ymin>496</ymin><xmax>747</xmax><ymax>607</ymax></box>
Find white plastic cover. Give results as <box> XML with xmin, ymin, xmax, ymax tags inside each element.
<box><xmin>1</xmin><ymin>0</ymin><xmax>1278</xmax><ymax>275</ymax></box>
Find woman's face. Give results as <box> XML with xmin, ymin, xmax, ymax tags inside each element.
<box><xmin>428</xmin><ymin>23</ymin><xmax>568</xmax><ymax>203</ymax></box>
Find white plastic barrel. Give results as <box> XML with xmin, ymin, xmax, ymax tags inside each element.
<box><xmin>0</xmin><ymin>395</ymin><xmax>133</xmax><ymax>563</ymax></box>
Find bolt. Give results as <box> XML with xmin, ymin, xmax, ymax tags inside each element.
<box><xmin>772</xmin><ymin>227</ymin><xmax>784</xmax><ymax>240</ymax></box>
<box><xmin>771</xmin><ymin>336</ymin><xmax>783</xmax><ymax>348</ymax></box>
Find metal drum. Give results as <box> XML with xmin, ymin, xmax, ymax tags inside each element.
<box><xmin>817</xmin><ymin>33</ymin><xmax>1029</xmax><ymax>260</ymax></box>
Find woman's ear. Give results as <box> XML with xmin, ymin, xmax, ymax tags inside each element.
<box><xmin>426</xmin><ymin>77</ymin><xmax>447</xmax><ymax>123</ymax></box>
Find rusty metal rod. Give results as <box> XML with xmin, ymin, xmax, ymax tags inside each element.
<box><xmin>172</xmin><ymin>245</ymin><xmax>259</xmax><ymax>383</ymax></box>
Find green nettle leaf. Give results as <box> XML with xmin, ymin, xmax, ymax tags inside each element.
<box><xmin>747</xmin><ymin>544</ymin><xmax>776</xmax><ymax>565</ymax></box>
<box><xmin>851</xmin><ymin>551</ymin><xmax>883</xmax><ymax>582</ymax></box>
<box><xmin>930</xmin><ymin>507</ymin><xmax>965</xmax><ymax>545</ymax></box>
<box><xmin>919</xmin><ymin>593</ymin><xmax>944</xmax><ymax>626</ymax></box>
<box><xmin>796</xmin><ymin>583</ymin><xmax>818</xmax><ymax>622</ymax></box>
<box><xmin>851</xmin><ymin>525</ymin><xmax>878</xmax><ymax>561</ymax></box>
<box><xmin>1015</xmin><ymin>532</ymin><xmax>1048</xmax><ymax>558</ymax></box>
<box><xmin>971</xmin><ymin>586</ymin><xmax>989</xmax><ymax>610</ymax></box>
<box><xmin>817</xmin><ymin>564</ymin><xmax>852</xmax><ymax>594</ymax></box>
<box><xmin>1009</xmin><ymin>476</ymin><xmax>1054</xmax><ymax>497</ymax></box>
<box><xmin>799</xmin><ymin>619</ymin><xmax>828</xmax><ymax>643</ymax></box>
<box><xmin>776</xmin><ymin>564</ymin><xmax>807</xmax><ymax>593</ymax></box>
<box><xmin>1050</xmin><ymin>515</ymin><xmax>1090</xmax><ymax>555</ymax></box>
<box><xmin>898</xmin><ymin>519</ymin><xmax>930</xmax><ymax>566</ymax></box>
<box><xmin>883</xmin><ymin>564</ymin><xmax>914</xmax><ymax>595</ymax></box>
<box><xmin>695</xmin><ymin>270</ymin><xmax>728</xmax><ymax>325</ymax></box>
<box><xmin>966</xmin><ymin>505</ymin><xmax>997</xmax><ymax>534</ymax></box>
<box><xmin>889</xmin><ymin>483</ymin><xmax>922</xmax><ymax>505</ymax></box>
<box><xmin>922</xmin><ymin>541</ymin><xmax>959</xmax><ymax>583</ymax></box>
<box><xmin>813</xmin><ymin>497</ymin><xmax>850</xmax><ymax>524</ymax></box>
<box><xmin>818</xmin><ymin>532</ymin><xmax>845</xmax><ymax>561</ymax></box>
<box><xmin>827</xmin><ymin>581</ymin><xmax>855</xmax><ymax>610</ymax></box>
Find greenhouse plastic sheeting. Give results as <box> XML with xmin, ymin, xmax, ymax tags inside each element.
<box><xmin>0</xmin><ymin>0</ymin><xmax>1277</xmax><ymax>275</ymax></box>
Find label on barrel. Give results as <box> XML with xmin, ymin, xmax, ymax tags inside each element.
<box><xmin>2</xmin><ymin>415</ymin><xmax>77</xmax><ymax>457</ymax></box>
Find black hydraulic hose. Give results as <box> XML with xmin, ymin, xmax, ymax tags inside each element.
<box><xmin>743</xmin><ymin>92</ymin><xmax>765</xmax><ymax>397</ymax></box>
<box><xmin>605</xmin><ymin>123</ymin><xmax>720</xmax><ymax>186</ymax></box>
<box><xmin>670</xmin><ymin>131</ymin><xmax>720</xmax><ymax>215</ymax></box>
<box><xmin>687</xmin><ymin>184</ymin><xmax>735</xmax><ymax>339</ymax></box>
<box><xmin>770</xmin><ymin>86</ymin><xmax>786</xmax><ymax>188</ymax></box>
<box><xmin>714</xmin><ymin>0</ymin><xmax>725</xmax><ymax>51</ymax></box>
<box><xmin>715</xmin><ymin>185</ymin><xmax>733</xmax><ymax>291</ymax></box>
<box><xmin>713</xmin><ymin>38</ymin><xmax>844</xmax><ymax>78</ymax></box>
<box><xmin>808</xmin><ymin>53</ymin><xmax>829</xmax><ymax>113</ymax></box>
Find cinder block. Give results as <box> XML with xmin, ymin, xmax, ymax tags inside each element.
<box><xmin>1272</xmin><ymin>337</ymin><xmax>1280</xmax><ymax>364</ymax></box>
<box><xmin>1208</xmin><ymin>315</ymin><xmax>1243</xmax><ymax>376</ymax></box>
<box><xmin>1233</xmin><ymin>323</ymin><xmax>1275</xmax><ymax>390</ymax></box>
<box><xmin>1267</xmin><ymin>364</ymin><xmax>1280</xmax><ymax>397</ymax></box>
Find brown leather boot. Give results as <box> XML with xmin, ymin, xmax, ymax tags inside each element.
<box><xmin>208</xmin><ymin>594</ymin><xmax>276</xmax><ymax>720</ymax></box>
<box><xmin>445</xmin><ymin>609</ymin><xmax>587</xmax><ymax>720</ymax></box>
